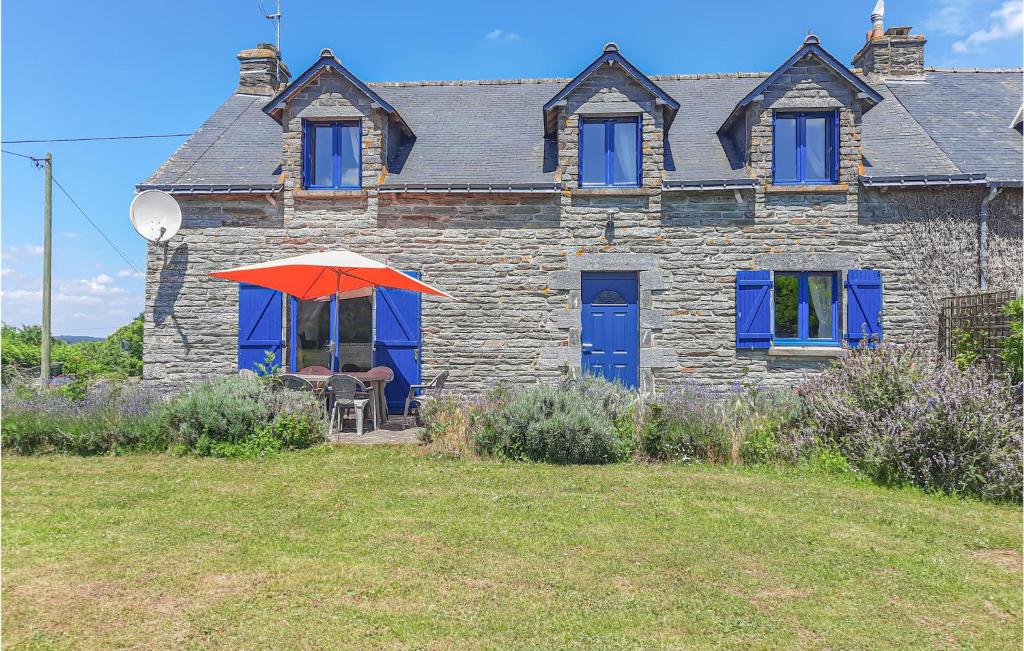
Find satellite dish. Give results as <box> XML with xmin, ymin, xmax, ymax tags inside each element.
<box><xmin>130</xmin><ymin>190</ymin><xmax>181</xmax><ymax>243</ymax></box>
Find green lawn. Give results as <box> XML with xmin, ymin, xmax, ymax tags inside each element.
<box><xmin>2</xmin><ymin>447</ymin><xmax>1021</xmax><ymax>650</ymax></box>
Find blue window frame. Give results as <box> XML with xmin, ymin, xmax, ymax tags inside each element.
<box><xmin>302</xmin><ymin>120</ymin><xmax>362</xmax><ymax>189</ymax></box>
<box><xmin>579</xmin><ymin>117</ymin><xmax>640</xmax><ymax>187</ymax></box>
<box><xmin>772</xmin><ymin>111</ymin><xmax>838</xmax><ymax>184</ymax></box>
<box><xmin>773</xmin><ymin>271</ymin><xmax>840</xmax><ymax>346</ymax></box>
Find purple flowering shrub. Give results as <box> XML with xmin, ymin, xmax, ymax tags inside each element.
<box><xmin>2</xmin><ymin>381</ymin><xmax>166</xmax><ymax>455</ymax></box>
<box><xmin>642</xmin><ymin>382</ymin><xmax>802</xmax><ymax>464</ymax></box>
<box><xmin>798</xmin><ymin>343</ymin><xmax>1022</xmax><ymax>501</ymax></box>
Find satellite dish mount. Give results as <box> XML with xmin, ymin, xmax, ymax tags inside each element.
<box><xmin>129</xmin><ymin>190</ymin><xmax>182</xmax><ymax>267</ymax></box>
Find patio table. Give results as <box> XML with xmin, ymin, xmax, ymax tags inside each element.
<box><xmin>294</xmin><ymin>367</ymin><xmax>392</xmax><ymax>429</ymax></box>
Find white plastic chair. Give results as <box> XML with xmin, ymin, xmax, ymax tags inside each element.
<box><xmin>403</xmin><ymin>370</ymin><xmax>449</xmax><ymax>417</ymax></box>
<box><xmin>328</xmin><ymin>374</ymin><xmax>373</xmax><ymax>436</ymax></box>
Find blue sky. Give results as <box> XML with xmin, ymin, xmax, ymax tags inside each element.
<box><xmin>2</xmin><ymin>0</ymin><xmax>1021</xmax><ymax>335</ymax></box>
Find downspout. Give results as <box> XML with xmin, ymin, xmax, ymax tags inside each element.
<box><xmin>979</xmin><ymin>185</ymin><xmax>1000</xmax><ymax>290</ymax></box>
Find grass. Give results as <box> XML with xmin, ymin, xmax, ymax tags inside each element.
<box><xmin>2</xmin><ymin>447</ymin><xmax>1021</xmax><ymax>650</ymax></box>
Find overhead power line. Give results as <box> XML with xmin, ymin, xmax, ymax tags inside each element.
<box><xmin>4</xmin><ymin>149</ymin><xmax>146</xmax><ymax>278</ymax></box>
<box><xmin>51</xmin><ymin>177</ymin><xmax>145</xmax><ymax>278</ymax></box>
<box><xmin>1</xmin><ymin>149</ymin><xmax>45</xmax><ymax>161</ymax></box>
<box><xmin>1</xmin><ymin>133</ymin><xmax>191</xmax><ymax>144</ymax></box>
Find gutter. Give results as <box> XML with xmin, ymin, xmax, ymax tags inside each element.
<box><xmin>135</xmin><ymin>183</ymin><xmax>282</xmax><ymax>195</ymax></box>
<box><xmin>858</xmin><ymin>173</ymin><xmax>988</xmax><ymax>187</ymax></box>
<box><xmin>662</xmin><ymin>179</ymin><xmax>758</xmax><ymax>191</ymax></box>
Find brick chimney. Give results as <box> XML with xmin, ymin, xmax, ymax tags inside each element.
<box><xmin>851</xmin><ymin>1</ymin><xmax>926</xmax><ymax>77</ymax></box>
<box><xmin>237</xmin><ymin>43</ymin><xmax>290</xmax><ymax>95</ymax></box>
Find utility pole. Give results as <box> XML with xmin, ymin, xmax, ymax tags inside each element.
<box><xmin>40</xmin><ymin>152</ymin><xmax>52</xmax><ymax>388</ymax></box>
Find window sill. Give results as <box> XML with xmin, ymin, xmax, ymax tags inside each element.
<box><xmin>293</xmin><ymin>189</ymin><xmax>367</xmax><ymax>199</ymax></box>
<box><xmin>572</xmin><ymin>187</ymin><xmax>652</xmax><ymax>196</ymax></box>
<box><xmin>765</xmin><ymin>184</ymin><xmax>849</xmax><ymax>194</ymax></box>
<box><xmin>768</xmin><ymin>346</ymin><xmax>847</xmax><ymax>358</ymax></box>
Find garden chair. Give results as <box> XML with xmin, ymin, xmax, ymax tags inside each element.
<box><xmin>327</xmin><ymin>374</ymin><xmax>373</xmax><ymax>436</ymax></box>
<box><xmin>279</xmin><ymin>374</ymin><xmax>315</xmax><ymax>392</ymax></box>
<box><xmin>403</xmin><ymin>370</ymin><xmax>449</xmax><ymax>417</ymax></box>
<box><xmin>298</xmin><ymin>365</ymin><xmax>332</xmax><ymax>376</ymax></box>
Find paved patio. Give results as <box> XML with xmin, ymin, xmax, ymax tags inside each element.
<box><xmin>327</xmin><ymin>415</ymin><xmax>423</xmax><ymax>445</ymax></box>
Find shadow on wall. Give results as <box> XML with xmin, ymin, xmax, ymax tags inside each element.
<box><xmin>153</xmin><ymin>243</ymin><xmax>191</xmax><ymax>352</ymax></box>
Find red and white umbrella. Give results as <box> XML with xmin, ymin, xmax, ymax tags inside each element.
<box><xmin>209</xmin><ymin>250</ymin><xmax>450</xmax><ymax>299</ymax></box>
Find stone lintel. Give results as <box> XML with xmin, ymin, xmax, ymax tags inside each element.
<box><xmin>567</xmin><ymin>253</ymin><xmax>660</xmax><ymax>272</ymax></box>
<box><xmin>753</xmin><ymin>253</ymin><xmax>859</xmax><ymax>271</ymax></box>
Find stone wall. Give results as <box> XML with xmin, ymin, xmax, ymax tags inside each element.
<box><xmin>143</xmin><ymin>58</ymin><xmax>1018</xmax><ymax>394</ymax></box>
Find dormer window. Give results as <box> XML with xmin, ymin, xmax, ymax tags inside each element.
<box><xmin>302</xmin><ymin>120</ymin><xmax>361</xmax><ymax>189</ymax></box>
<box><xmin>579</xmin><ymin>117</ymin><xmax>640</xmax><ymax>187</ymax></box>
<box><xmin>772</xmin><ymin>111</ymin><xmax>838</xmax><ymax>184</ymax></box>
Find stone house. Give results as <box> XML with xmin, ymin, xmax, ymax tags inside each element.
<box><xmin>139</xmin><ymin>11</ymin><xmax>1022</xmax><ymax>407</ymax></box>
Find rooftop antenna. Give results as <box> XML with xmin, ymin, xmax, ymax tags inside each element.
<box><xmin>260</xmin><ymin>0</ymin><xmax>282</xmax><ymax>79</ymax></box>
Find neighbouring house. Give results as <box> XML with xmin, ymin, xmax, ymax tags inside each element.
<box><xmin>139</xmin><ymin>6</ymin><xmax>1022</xmax><ymax>406</ymax></box>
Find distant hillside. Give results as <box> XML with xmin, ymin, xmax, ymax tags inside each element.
<box><xmin>55</xmin><ymin>335</ymin><xmax>106</xmax><ymax>344</ymax></box>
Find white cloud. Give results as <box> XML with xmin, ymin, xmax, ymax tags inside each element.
<box><xmin>925</xmin><ymin>0</ymin><xmax>975</xmax><ymax>36</ymax></box>
<box><xmin>116</xmin><ymin>268</ymin><xmax>141</xmax><ymax>278</ymax></box>
<box><xmin>58</xmin><ymin>231</ymin><xmax>80</xmax><ymax>239</ymax></box>
<box><xmin>953</xmin><ymin>0</ymin><xmax>1023</xmax><ymax>51</ymax></box>
<box><xmin>4</xmin><ymin>244</ymin><xmax>44</xmax><ymax>259</ymax></box>
<box><xmin>485</xmin><ymin>29</ymin><xmax>520</xmax><ymax>41</ymax></box>
<box><xmin>1</xmin><ymin>267</ymin><xmax>20</xmax><ymax>278</ymax></box>
<box><xmin>0</xmin><ymin>271</ymin><xmax>142</xmax><ymax>336</ymax></box>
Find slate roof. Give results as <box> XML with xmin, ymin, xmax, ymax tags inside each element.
<box><xmin>882</xmin><ymin>71</ymin><xmax>1023</xmax><ymax>182</ymax></box>
<box><xmin>139</xmin><ymin>68</ymin><xmax>1024</xmax><ymax>192</ymax></box>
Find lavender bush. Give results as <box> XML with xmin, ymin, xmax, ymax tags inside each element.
<box><xmin>2</xmin><ymin>381</ymin><xmax>166</xmax><ymax>455</ymax></box>
<box><xmin>799</xmin><ymin>344</ymin><xmax>1022</xmax><ymax>501</ymax></box>
<box><xmin>642</xmin><ymin>382</ymin><xmax>802</xmax><ymax>464</ymax></box>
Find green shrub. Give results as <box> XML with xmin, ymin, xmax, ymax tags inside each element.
<box><xmin>641</xmin><ymin>401</ymin><xmax>730</xmax><ymax>463</ymax></box>
<box><xmin>1000</xmin><ymin>297</ymin><xmax>1023</xmax><ymax>384</ymax></box>
<box><xmin>476</xmin><ymin>380</ymin><xmax>632</xmax><ymax>464</ymax></box>
<box><xmin>164</xmin><ymin>375</ymin><xmax>325</xmax><ymax>457</ymax></box>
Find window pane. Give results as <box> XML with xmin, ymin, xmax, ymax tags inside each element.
<box><xmin>774</xmin><ymin>273</ymin><xmax>799</xmax><ymax>338</ymax></box>
<box><xmin>611</xmin><ymin>120</ymin><xmax>638</xmax><ymax>185</ymax></box>
<box><xmin>296</xmin><ymin>299</ymin><xmax>331</xmax><ymax>369</ymax></box>
<box><xmin>338</xmin><ymin>295</ymin><xmax>372</xmax><ymax>371</ymax></box>
<box><xmin>593</xmin><ymin>289</ymin><xmax>627</xmax><ymax>305</ymax></box>
<box><xmin>581</xmin><ymin>121</ymin><xmax>606</xmax><ymax>185</ymax></box>
<box><xmin>807</xmin><ymin>273</ymin><xmax>834</xmax><ymax>339</ymax></box>
<box><xmin>340</xmin><ymin>125</ymin><xmax>360</xmax><ymax>187</ymax></box>
<box><xmin>805</xmin><ymin>116</ymin><xmax>828</xmax><ymax>180</ymax></box>
<box><xmin>774</xmin><ymin>117</ymin><xmax>797</xmax><ymax>182</ymax></box>
<box><xmin>313</xmin><ymin>125</ymin><xmax>334</xmax><ymax>187</ymax></box>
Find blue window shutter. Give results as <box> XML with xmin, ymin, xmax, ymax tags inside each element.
<box><xmin>375</xmin><ymin>271</ymin><xmax>423</xmax><ymax>413</ymax></box>
<box><xmin>846</xmin><ymin>270</ymin><xmax>883</xmax><ymax>348</ymax></box>
<box><xmin>238</xmin><ymin>284</ymin><xmax>283</xmax><ymax>373</ymax></box>
<box><xmin>736</xmin><ymin>270</ymin><xmax>773</xmax><ymax>349</ymax></box>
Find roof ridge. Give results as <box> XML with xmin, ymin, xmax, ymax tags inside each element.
<box><xmin>365</xmin><ymin>71</ymin><xmax>775</xmax><ymax>88</ymax></box>
<box><xmin>924</xmin><ymin>66</ymin><xmax>1023</xmax><ymax>73</ymax></box>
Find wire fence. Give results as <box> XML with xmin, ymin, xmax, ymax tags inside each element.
<box><xmin>938</xmin><ymin>290</ymin><xmax>1017</xmax><ymax>369</ymax></box>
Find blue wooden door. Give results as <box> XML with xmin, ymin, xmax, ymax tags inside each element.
<box><xmin>581</xmin><ymin>272</ymin><xmax>639</xmax><ymax>389</ymax></box>
<box><xmin>375</xmin><ymin>271</ymin><xmax>422</xmax><ymax>413</ymax></box>
<box><xmin>238</xmin><ymin>283</ymin><xmax>283</xmax><ymax>373</ymax></box>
